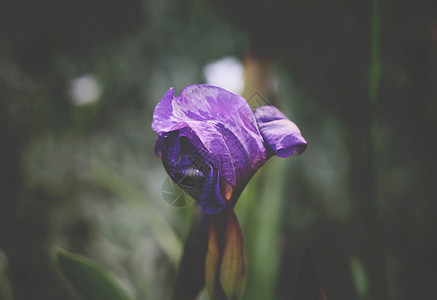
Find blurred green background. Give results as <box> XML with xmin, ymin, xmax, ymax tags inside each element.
<box><xmin>0</xmin><ymin>0</ymin><xmax>436</xmax><ymax>299</ymax></box>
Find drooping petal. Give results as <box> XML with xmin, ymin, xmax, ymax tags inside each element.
<box><xmin>199</xmin><ymin>165</ymin><xmax>226</xmax><ymax>214</ymax></box>
<box><xmin>157</xmin><ymin>129</ymin><xmax>226</xmax><ymax>214</ymax></box>
<box><xmin>254</xmin><ymin>105</ymin><xmax>307</xmax><ymax>157</ymax></box>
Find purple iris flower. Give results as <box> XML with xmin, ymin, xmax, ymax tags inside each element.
<box><xmin>152</xmin><ymin>84</ymin><xmax>306</xmax><ymax>214</ymax></box>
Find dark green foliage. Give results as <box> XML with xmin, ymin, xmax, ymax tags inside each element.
<box><xmin>56</xmin><ymin>249</ymin><xmax>131</xmax><ymax>300</ymax></box>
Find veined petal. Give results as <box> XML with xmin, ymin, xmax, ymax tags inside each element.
<box><xmin>152</xmin><ymin>85</ymin><xmax>267</xmax><ymax>185</ymax></box>
<box><xmin>254</xmin><ymin>106</ymin><xmax>307</xmax><ymax>157</ymax></box>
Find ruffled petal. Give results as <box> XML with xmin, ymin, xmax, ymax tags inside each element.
<box><xmin>152</xmin><ymin>85</ymin><xmax>267</xmax><ymax>185</ymax></box>
<box><xmin>151</xmin><ymin>87</ymin><xmax>176</xmax><ymax>134</ymax></box>
<box><xmin>254</xmin><ymin>106</ymin><xmax>307</xmax><ymax>157</ymax></box>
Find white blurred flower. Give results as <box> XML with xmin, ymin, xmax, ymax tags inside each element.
<box><xmin>203</xmin><ymin>56</ymin><xmax>244</xmax><ymax>95</ymax></box>
<box><xmin>70</xmin><ymin>74</ymin><xmax>102</xmax><ymax>105</ymax></box>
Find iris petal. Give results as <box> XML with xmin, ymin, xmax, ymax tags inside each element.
<box><xmin>152</xmin><ymin>85</ymin><xmax>267</xmax><ymax>186</ymax></box>
<box><xmin>158</xmin><ymin>130</ymin><xmax>226</xmax><ymax>214</ymax></box>
<box><xmin>199</xmin><ymin>167</ymin><xmax>226</xmax><ymax>214</ymax></box>
<box><xmin>254</xmin><ymin>106</ymin><xmax>307</xmax><ymax>157</ymax></box>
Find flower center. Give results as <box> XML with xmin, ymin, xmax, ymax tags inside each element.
<box><xmin>174</xmin><ymin>165</ymin><xmax>207</xmax><ymax>198</ymax></box>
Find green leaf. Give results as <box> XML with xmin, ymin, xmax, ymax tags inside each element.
<box><xmin>219</xmin><ymin>210</ymin><xmax>247</xmax><ymax>300</ymax></box>
<box><xmin>243</xmin><ymin>158</ymin><xmax>287</xmax><ymax>300</ymax></box>
<box><xmin>369</xmin><ymin>0</ymin><xmax>382</xmax><ymax>105</ymax></box>
<box><xmin>349</xmin><ymin>256</ymin><xmax>369</xmax><ymax>300</ymax></box>
<box><xmin>56</xmin><ymin>248</ymin><xmax>132</xmax><ymax>300</ymax></box>
<box><xmin>206</xmin><ymin>210</ymin><xmax>247</xmax><ymax>300</ymax></box>
<box><xmin>205</xmin><ymin>218</ymin><xmax>222</xmax><ymax>300</ymax></box>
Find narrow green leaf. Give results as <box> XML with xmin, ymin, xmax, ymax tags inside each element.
<box><xmin>219</xmin><ymin>210</ymin><xmax>247</xmax><ymax>300</ymax></box>
<box><xmin>56</xmin><ymin>248</ymin><xmax>132</xmax><ymax>300</ymax></box>
<box><xmin>205</xmin><ymin>218</ymin><xmax>222</xmax><ymax>300</ymax></box>
<box><xmin>369</xmin><ymin>0</ymin><xmax>382</xmax><ymax>105</ymax></box>
<box><xmin>246</xmin><ymin>158</ymin><xmax>286</xmax><ymax>299</ymax></box>
<box><xmin>172</xmin><ymin>213</ymin><xmax>210</xmax><ymax>300</ymax></box>
<box><xmin>349</xmin><ymin>256</ymin><xmax>370</xmax><ymax>300</ymax></box>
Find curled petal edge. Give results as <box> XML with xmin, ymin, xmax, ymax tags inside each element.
<box><xmin>254</xmin><ymin>105</ymin><xmax>307</xmax><ymax>158</ymax></box>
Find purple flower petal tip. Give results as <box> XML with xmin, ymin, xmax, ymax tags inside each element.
<box><xmin>254</xmin><ymin>105</ymin><xmax>307</xmax><ymax>158</ymax></box>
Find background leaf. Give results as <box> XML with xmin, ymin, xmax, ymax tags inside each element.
<box><xmin>219</xmin><ymin>210</ymin><xmax>247</xmax><ymax>300</ymax></box>
<box><xmin>56</xmin><ymin>248</ymin><xmax>132</xmax><ymax>300</ymax></box>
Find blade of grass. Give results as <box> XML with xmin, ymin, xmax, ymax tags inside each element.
<box><xmin>369</xmin><ymin>0</ymin><xmax>382</xmax><ymax>106</ymax></box>
<box><xmin>366</xmin><ymin>1</ymin><xmax>387</xmax><ymax>298</ymax></box>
